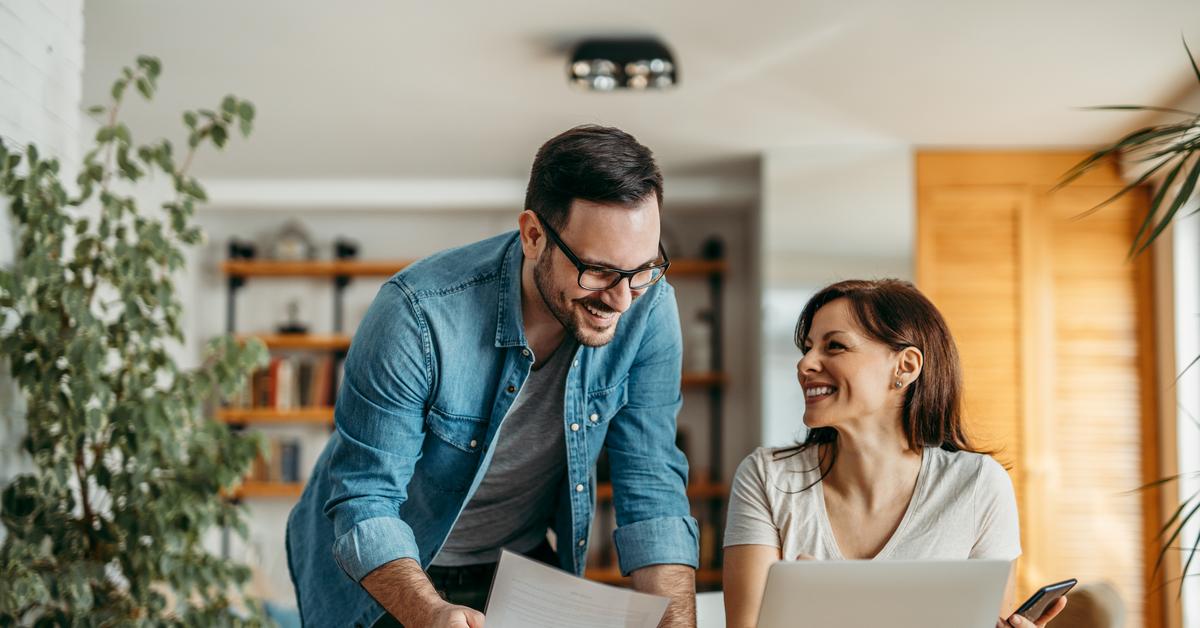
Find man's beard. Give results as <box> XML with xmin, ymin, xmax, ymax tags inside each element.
<box><xmin>533</xmin><ymin>252</ymin><xmax>619</xmax><ymax>348</ymax></box>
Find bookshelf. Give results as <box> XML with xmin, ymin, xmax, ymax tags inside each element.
<box><xmin>217</xmin><ymin>406</ymin><xmax>334</xmax><ymax>426</ymax></box>
<box><xmin>220</xmin><ymin>242</ymin><xmax>731</xmax><ymax>591</ymax></box>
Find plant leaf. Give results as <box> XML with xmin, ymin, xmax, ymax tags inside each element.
<box><xmin>1136</xmin><ymin>153</ymin><xmax>1200</xmax><ymax>255</ymax></box>
<box><xmin>1070</xmin><ymin>154</ymin><xmax>1174</xmax><ymax>222</ymax></box>
<box><xmin>1054</xmin><ymin>124</ymin><xmax>1193</xmax><ymax>191</ymax></box>
<box><xmin>1155</xmin><ymin>493</ymin><xmax>1200</xmax><ymax>576</ymax></box>
<box><xmin>1128</xmin><ymin>157</ymin><xmax>1185</xmax><ymax>258</ymax></box>
<box><xmin>1079</xmin><ymin>105</ymin><xmax>1200</xmax><ymax>117</ymax></box>
<box><xmin>1185</xmin><ymin>36</ymin><xmax>1200</xmax><ymax>86</ymax></box>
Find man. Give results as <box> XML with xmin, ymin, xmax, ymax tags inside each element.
<box><xmin>286</xmin><ymin>125</ymin><xmax>699</xmax><ymax>628</ymax></box>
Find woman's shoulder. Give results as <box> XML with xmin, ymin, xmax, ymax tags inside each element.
<box><xmin>923</xmin><ymin>447</ymin><xmax>1012</xmax><ymax>491</ymax></box>
<box><xmin>734</xmin><ymin>445</ymin><xmax>819</xmax><ymax>485</ymax></box>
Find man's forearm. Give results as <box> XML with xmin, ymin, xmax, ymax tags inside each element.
<box><xmin>631</xmin><ymin>563</ymin><xmax>696</xmax><ymax>628</ymax></box>
<box><xmin>361</xmin><ymin>557</ymin><xmax>444</xmax><ymax>626</ymax></box>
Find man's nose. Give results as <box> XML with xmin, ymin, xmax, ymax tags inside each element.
<box><xmin>600</xmin><ymin>279</ymin><xmax>633</xmax><ymax>313</ymax></box>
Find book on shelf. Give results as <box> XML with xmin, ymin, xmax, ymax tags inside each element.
<box><xmin>248</xmin><ymin>436</ymin><xmax>303</xmax><ymax>483</ymax></box>
<box><xmin>225</xmin><ymin>354</ymin><xmax>338</xmax><ymax>412</ymax></box>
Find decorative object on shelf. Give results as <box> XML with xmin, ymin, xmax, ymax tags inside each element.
<box><xmin>229</xmin><ymin>237</ymin><xmax>257</xmax><ymax>260</ymax></box>
<box><xmin>271</xmin><ymin>219</ymin><xmax>317</xmax><ymax>261</ymax></box>
<box><xmin>569</xmin><ymin>38</ymin><xmax>677</xmax><ymax>91</ymax></box>
<box><xmin>0</xmin><ymin>56</ymin><xmax>269</xmax><ymax>624</ymax></box>
<box><xmin>276</xmin><ymin>300</ymin><xmax>309</xmax><ymax>335</ymax></box>
<box><xmin>701</xmin><ymin>235</ymin><xmax>724</xmax><ymax>262</ymax></box>
<box><xmin>334</xmin><ymin>236</ymin><xmax>360</xmax><ymax>260</ymax></box>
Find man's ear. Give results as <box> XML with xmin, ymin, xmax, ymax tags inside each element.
<box><xmin>896</xmin><ymin>346</ymin><xmax>923</xmax><ymax>387</ymax></box>
<box><xmin>518</xmin><ymin>210</ymin><xmax>546</xmax><ymax>259</ymax></box>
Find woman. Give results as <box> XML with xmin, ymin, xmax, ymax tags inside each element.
<box><xmin>722</xmin><ymin>279</ymin><xmax>1066</xmax><ymax>628</ymax></box>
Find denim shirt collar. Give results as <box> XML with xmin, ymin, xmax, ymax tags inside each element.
<box><xmin>493</xmin><ymin>235</ymin><xmax>528</xmax><ymax>349</ymax></box>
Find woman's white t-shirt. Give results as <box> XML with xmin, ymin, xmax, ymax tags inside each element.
<box><xmin>723</xmin><ymin>446</ymin><xmax>1021</xmax><ymax>561</ymax></box>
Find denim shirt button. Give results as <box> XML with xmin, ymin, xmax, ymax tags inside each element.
<box><xmin>521</xmin><ymin>348</ymin><xmax>531</xmax><ymax>358</ymax></box>
<box><xmin>469</xmin><ymin>439</ymin><xmax>478</xmax><ymax>449</ymax></box>
<box><xmin>575</xmin><ymin>483</ymin><xmax>585</xmax><ymax>492</ymax></box>
<box><xmin>506</xmin><ymin>385</ymin><xmax>516</xmax><ymax>393</ymax></box>
<box><xmin>589</xmin><ymin>413</ymin><xmax>599</xmax><ymax>422</ymax></box>
<box><xmin>577</xmin><ymin>539</ymin><xmax>586</xmax><ymax>547</ymax></box>
<box><xmin>570</xmin><ymin>423</ymin><xmax>580</xmax><ymax>432</ymax></box>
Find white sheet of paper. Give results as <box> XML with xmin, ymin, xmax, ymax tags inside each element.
<box><xmin>483</xmin><ymin>550</ymin><xmax>670</xmax><ymax>628</ymax></box>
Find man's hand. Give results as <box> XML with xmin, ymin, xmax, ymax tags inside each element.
<box><xmin>361</xmin><ymin>558</ymin><xmax>486</xmax><ymax>628</ymax></box>
<box><xmin>996</xmin><ymin>596</ymin><xmax>1067</xmax><ymax>628</ymax></box>
<box><xmin>427</xmin><ymin>604</ymin><xmax>485</xmax><ymax>628</ymax></box>
<box><xmin>630</xmin><ymin>564</ymin><xmax>696</xmax><ymax>628</ymax></box>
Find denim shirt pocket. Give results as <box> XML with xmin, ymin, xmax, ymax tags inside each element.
<box><xmin>421</xmin><ymin>406</ymin><xmax>488</xmax><ymax>492</ymax></box>
<box><xmin>585</xmin><ymin>376</ymin><xmax>629</xmax><ymax>430</ymax></box>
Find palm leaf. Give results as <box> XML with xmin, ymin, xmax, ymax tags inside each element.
<box><xmin>1130</xmin><ymin>470</ymin><xmax>1200</xmax><ymax>493</ymax></box>
<box><xmin>1128</xmin><ymin>157</ymin><xmax>1185</xmax><ymax>257</ymax></box>
<box><xmin>1154</xmin><ymin>493</ymin><xmax>1200</xmax><ymax>577</ymax></box>
<box><xmin>1185</xmin><ymin>36</ymin><xmax>1200</xmax><ymax>85</ymax></box>
<box><xmin>1054</xmin><ymin>123</ymin><xmax>1195</xmax><ymax>191</ymax></box>
<box><xmin>1135</xmin><ymin>154</ymin><xmax>1200</xmax><ymax>255</ymax></box>
<box><xmin>1079</xmin><ymin>105</ymin><xmax>1200</xmax><ymax>117</ymax></box>
<box><xmin>1177</xmin><ymin>353</ymin><xmax>1200</xmax><ymax>383</ymax></box>
<box><xmin>1181</xmin><ymin>539</ymin><xmax>1200</xmax><ymax>600</ymax></box>
<box><xmin>1071</xmin><ymin>153</ymin><xmax>1177</xmax><ymax>222</ymax></box>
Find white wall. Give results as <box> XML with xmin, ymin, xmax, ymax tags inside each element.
<box><xmin>758</xmin><ymin>145</ymin><xmax>914</xmax><ymax>448</ymax></box>
<box><xmin>0</xmin><ymin>0</ymin><xmax>85</xmax><ymax>489</ymax></box>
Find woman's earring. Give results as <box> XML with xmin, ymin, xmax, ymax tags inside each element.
<box><xmin>894</xmin><ymin>379</ymin><xmax>903</xmax><ymax>389</ymax></box>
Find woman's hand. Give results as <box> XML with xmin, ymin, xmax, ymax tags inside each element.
<box><xmin>996</xmin><ymin>596</ymin><xmax>1067</xmax><ymax>628</ymax></box>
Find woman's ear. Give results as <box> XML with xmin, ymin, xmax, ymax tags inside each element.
<box><xmin>895</xmin><ymin>346</ymin><xmax>923</xmax><ymax>388</ymax></box>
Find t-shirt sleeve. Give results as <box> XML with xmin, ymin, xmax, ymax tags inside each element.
<box><xmin>970</xmin><ymin>456</ymin><xmax>1022</xmax><ymax>560</ymax></box>
<box><xmin>723</xmin><ymin>449</ymin><xmax>781</xmax><ymax>548</ymax></box>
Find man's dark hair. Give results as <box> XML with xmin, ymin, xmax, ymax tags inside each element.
<box><xmin>524</xmin><ymin>125</ymin><xmax>663</xmax><ymax>230</ymax></box>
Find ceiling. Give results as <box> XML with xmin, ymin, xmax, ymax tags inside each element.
<box><xmin>83</xmin><ymin>0</ymin><xmax>1200</xmax><ymax>180</ymax></box>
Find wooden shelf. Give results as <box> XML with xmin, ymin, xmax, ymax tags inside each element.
<box><xmin>217</xmin><ymin>407</ymin><xmax>334</xmax><ymax>426</ymax></box>
<box><xmin>681</xmin><ymin>372</ymin><xmax>729</xmax><ymax>389</ymax></box>
<box><xmin>222</xmin><ymin>259</ymin><xmax>412</xmax><ymax>277</ymax></box>
<box><xmin>241</xmin><ymin>334</ymin><xmax>352</xmax><ymax>351</ymax></box>
<box><xmin>667</xmin><ymin>259</ymin><xmax>727</xmax><ymax>277</ymax></box>
<box><xmin>224</xmin><ymin>258</ymin><xmax>721</xmax><ymax>279</ymax></box>
<box><xmin>229</xmin><ymin>480</ymin><xmax>304</xmax><ymax>500</ymax></box>
<box><xmin>585</xmin><ymin>567</ymin><xmax>722</xmax><ymax>586</ymax></box>
<box><xmin>595</xmin><ymin>481</ymin><xmax>727</xmax><ymax>502</ymax></box>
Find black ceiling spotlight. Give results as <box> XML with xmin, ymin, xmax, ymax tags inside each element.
<box><xmin>568</xmin><ymin>38</ymin><xmax>677</xmax><ymax>91</ymax></box>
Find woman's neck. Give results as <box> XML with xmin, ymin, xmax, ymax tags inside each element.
<box><xmin>821</xmin><ymin>419</ymin><xmax>922</xmax><ymax>510</ymax></box>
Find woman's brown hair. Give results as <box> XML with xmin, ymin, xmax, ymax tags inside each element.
<box><xmin>777</xmin><ymin>278</ymin><xmax>989</xmax><ymax>487</ymax></box>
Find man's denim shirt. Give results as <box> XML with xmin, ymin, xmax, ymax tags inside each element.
<box><xmin>286</xmin><ymin>231</ymin><xmax>699</xmax><ymax>627</ymax></box>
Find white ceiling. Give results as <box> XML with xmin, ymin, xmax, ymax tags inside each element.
<box><xmin>83</xmin><ymin>0</ymin><xmax>1200</xmax><ymax>180</ymax></box>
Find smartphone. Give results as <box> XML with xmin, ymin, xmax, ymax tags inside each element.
<box><xmin>1014</xmin><ymin>578</ymin><xmax>1077</xmax><ymax>621</ymax></box>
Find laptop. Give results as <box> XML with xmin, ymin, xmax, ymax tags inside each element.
<box><xmin>756</xmin><ymin>560</ymin><xmax>1011</xmax><ymax>628</ymax></box>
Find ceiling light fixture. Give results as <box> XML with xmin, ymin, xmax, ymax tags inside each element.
<box><xmin>568</xmin><ymin>38</ymin><xmax>677</xmax><ymax>91</ymax></box>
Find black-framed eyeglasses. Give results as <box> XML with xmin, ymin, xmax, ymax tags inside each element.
<box><xmin>537</xmin><ymin>215</ymin><xmax>670</xmax><ymax>291</ymax></box>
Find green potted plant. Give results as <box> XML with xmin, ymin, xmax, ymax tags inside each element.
<box><xmin>0</xmin><ymin>56</ymin><xmax>271</xmax><ymax>625</ymax></box>
<box><xmin>1058</xmin><ymin>38</ymin><xmax>1200</xmax><ymax>593</ymax></box>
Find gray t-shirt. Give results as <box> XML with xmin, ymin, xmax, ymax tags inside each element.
<box><xmin>724</xmin><ymin>446</ymin><xmax>1021</xmax><ymax>561</ymax></box>
<box><xmin>432</xmin><ymin>340</ymin><xmax>576</xmax><ymax>566</ymax></box>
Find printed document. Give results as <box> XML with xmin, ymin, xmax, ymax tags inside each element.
<box><xmin>483</xmin><ymin>550</ymin><xmax>670</xmax><ymax>628</ymax></box>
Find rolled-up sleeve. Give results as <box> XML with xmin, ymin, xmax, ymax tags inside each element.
<box><xmin>605</xmin><ymin>284</ymin><xmax>699</xmax><ymax>575</ymax></box>
<box><xmin>324</xmin><ymin>280</ymin><xmax>433</xmax><ymax>582</ymax></box>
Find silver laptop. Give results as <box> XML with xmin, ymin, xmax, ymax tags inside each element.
<box><xmin>756</xmin><ymin>560</ymin><xmax>1011</xmax><ymax>628</ymax></box>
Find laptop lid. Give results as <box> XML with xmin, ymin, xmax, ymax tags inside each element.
<box><xmin>756</xmin><ymin>560</ymin><xmax>1011</xmax><ymax>628</ymax></box>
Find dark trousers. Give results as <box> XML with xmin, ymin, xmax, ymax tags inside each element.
<box><xmin>371</xmin><ymin>541</ymin><xmax>558</xmax><ymax>627</ymax></box>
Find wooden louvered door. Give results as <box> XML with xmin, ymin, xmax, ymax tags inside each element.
<box><xmin>916</xmin><ymin>152</ymin><xmax>1167</xmax><ymax>628</ymax></box>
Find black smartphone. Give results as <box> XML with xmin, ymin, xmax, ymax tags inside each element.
<box><xmin>1015</xmin><ymin>578</ymin><xmax>1077</xmax><ymax>621</ymax></box>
